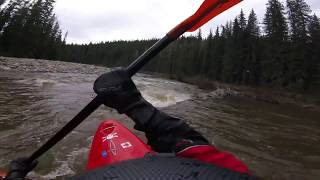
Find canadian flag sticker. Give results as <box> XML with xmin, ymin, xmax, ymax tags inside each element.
<box><xmin>120</xmin><ymin>142</ymin><xmax>132</xmax><ymax>149</ymax></box>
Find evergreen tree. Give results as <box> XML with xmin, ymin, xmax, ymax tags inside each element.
<box><xmin>203</xmin><ymin>27</ymin><xmax>223</xmax><ymax>80</ymax></box>
<box><xmin>308</xmin><ymin>14</ymin><xmax>320</xmax><ymax>42</ymax></box>
<box><xmin>214</xmin><ymin>27</ymin><xmax>225</xmax><ymax>81</ymax></box>
<box><xmin>264</xmin><ymin>0</ymin><xmax>288</xmax><ymax>41</ymax></box>
<box><xmin>307</xmin><ymin>14</ymin><xmax>320</xmax><ymax>87</ymax></box>
<box><xmin>197</xmin><ymin>29</ymin><xmax>202</xmax><ymax>40</ymax></box>
<box><xmin>239</xmin><ymin>9</ymin><xmax>247</xmax><ymax>31</ymax></box>
<box><xmin>222</xmin><ymin>21</ymin><xmax>236</xmax><ymax>83</ymax></box>
<box><xmin>286</xmin><ymin>0</ymin><xmax>312</xmax><ymax>88</ymax></box>
<box><xmin>246</xmin><ymin>9</ymin><xmax>261</xmax><ymax>85</ymax></box>
<box><xmin>287</xmin><ymin>0</ymin><xmax>311</xmax><ymax>41</ymax></box>
<box><xmin>0</xmin><ymin>1</ymin><xmax>15</xmax><ymax>34</ymax></box>
<box><xmin>0</xmin><ymin>0</ymin><xmax>30</xmax><ymax>56</ymax></box>
<box><xmin>200</xmin><ymin>29</ymin><xmax>213</xmax><ymax>76</ymax></box>
<box><xmin>247</xmin><ymin>9</ymin><xmax>259</xmax><ymax>37</ymax></box>
<box><xmin>233</xmin><ymin>10</ymin><xmax>248</xmax><ymax>84</ymax></box>
<box><xmin>0</xmin><ymin>0</ymin><xmax>64</xmax><ymax>58</ymax></box>
<box><xmin>263</xmin><ymin>0</ymin><xmax>289</xmax><ymax>86</ymax></box>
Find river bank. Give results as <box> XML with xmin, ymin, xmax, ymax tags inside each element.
<box><xmin>0</xmin><ymin>56</ymin><xmax>107</xmax><ymax>74</ymax></box>
<box><xmin>158</xmin><ymin>74</ymin><xmax>320</xmax><ymax>112</ymax></box>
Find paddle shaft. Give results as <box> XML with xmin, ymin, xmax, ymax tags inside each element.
<box><xmin>27</xmin><ymin>35</ymin><xmax>181</xmax><ymax>163</ymax></box>
<box><xmin>27</xmin><ymin>0</ymin><xmax>231</xmax><ymax>163</ymax></box>
<box><xmin>28</xmin><ymin>96</ymin><xmax>102</xmax><ymax>162</ymax></box>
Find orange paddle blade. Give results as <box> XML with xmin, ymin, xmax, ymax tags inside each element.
<box><xmin>188</xmin><ymin>0</ymin><xmax>243</xmax><ymax>32</ymax></box>
<box><xmin>168</xmin><ymin>0</ymin><xmax>242</xmax><ymax>38</ymax></box>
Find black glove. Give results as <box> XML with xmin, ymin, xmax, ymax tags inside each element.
<box><xmin>5</xmin><ymin>158</ymin><xmax>38</xmax><ymax>180</ymax></box>
<box><xmin>94</xmin><ymin>68</ymin><xmax>208</xmax><ymax>153</ymax></box>
<box><xmin>94</xmin><ymin>68</ymin><xmax>142</xmax><ymax>114</ymax></box>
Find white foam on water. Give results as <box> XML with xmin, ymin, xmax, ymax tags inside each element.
<box><xmin>34</xmin><ymin>79</ymin><xmax>58</xmax><ymax>86</ymax></box>
<box><xmin>134</xmin><ymin>76</ymin><xmax>194</xmax><ymax>107</ymax></box>
<box><xmin>141</xmin><ymin>90</ymin><xmax>190</xmax><ymax>107</ymax></box>
<box><xmin>197</xmin><ymin>88</ymin><xmax>239</xmax><ymax>99</ymax></box>
<box><xmin>34</xmin><ymin>147</ymin><xmax>89</xmax><ymax>179</ymax></box>
<box><xmin>0</xmin><ymin>65</ymin><xmax>11</xmax><ymax>70</ymax></box>
<box><xmin>15</xmin><ymin>78</ymin><xmax>58</xmax><ymax>87</ymax></box>
<box><xmin>37</xmin><ymin>161</ymin><xmax>75</xmax><ymax>179</ymax></box>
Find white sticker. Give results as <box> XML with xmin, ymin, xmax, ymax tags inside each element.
<box><xmin>120</xmin><ymin>142</ymin><xmax>132</xmax><ymax>149</ymax></box>
<box><xmin>102</xmin><ymin>132</ymin><xmax>118</xmax><ymax>142</ymax></box>
<box><xmin>109</xmin><ymin>140</ymin><xmax>117</xmax><ymax>156</ymax></box>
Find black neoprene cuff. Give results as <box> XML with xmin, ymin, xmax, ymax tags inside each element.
<box><xmin>125</xmin><ymin>99</ymin><xmax>209</xmax><ymax>153</ymax></box>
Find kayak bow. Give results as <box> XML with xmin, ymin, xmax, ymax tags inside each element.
<box><xmin>86</xmin><ymin>120</ymin><xmax>154</xmax><ymax>170</ymax></box>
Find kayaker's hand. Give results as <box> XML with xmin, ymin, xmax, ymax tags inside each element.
<box><xmin>6</xmin><ymin>158</ymin><xmax>37</xmax><ymax>180</ymax></box>
<box><xmin>94</xmin><ymin>68</ymin><xmax>142</xmax><ymax>113</ymax></box>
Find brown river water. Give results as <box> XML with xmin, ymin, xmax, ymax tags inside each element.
<box><xmin>0</xmin><ymin>58</ymin><xmax>319</xmax><ymax>179</ymax></box>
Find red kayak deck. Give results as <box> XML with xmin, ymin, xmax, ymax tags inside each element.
<box><xmin>0</xmin><ymin>171</ymin><xmax>6</xmax><ymax>180</ymax></box>
<box><xmin>86</xmin><ymin>120</ymin><xmax>154</xmax><ymax>170</ymax></box>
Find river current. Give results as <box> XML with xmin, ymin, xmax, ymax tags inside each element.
<box><xmin>0</xmin><ymin>57</ymin><xmax>319</xmax><ymax>179</ymax></box>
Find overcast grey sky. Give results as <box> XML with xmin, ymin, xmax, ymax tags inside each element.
<box><xmin>54</xmin><ymin>0</ymin><xmax>320</xmax><ymax>44</ymax></box>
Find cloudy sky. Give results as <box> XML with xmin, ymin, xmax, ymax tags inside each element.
<box><xmin>54</xmin><ymin>0</ymin><xmax>320</xmax><ymax>44</ymax></box>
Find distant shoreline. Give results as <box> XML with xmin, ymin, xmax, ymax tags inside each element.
<box><xmin>148</xmin><ymin>71</ymin><xmax>320</xmax><ymax>112</ymax></box>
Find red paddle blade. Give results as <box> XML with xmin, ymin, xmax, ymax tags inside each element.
<box><xmin>188</xmin><ymin>0</ymin><xmax>242</xmax><ymax>32</ymax></box>
<box><xmin>168</xmin><ymin>0</ymin><xmax>242</xmax><ymax>38</ymax></box>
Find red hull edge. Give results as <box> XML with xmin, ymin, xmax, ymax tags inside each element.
<box><xmin>86</xmin><ymin>120</ymin><xmax>154</xmax><ymax>170</ymax></box>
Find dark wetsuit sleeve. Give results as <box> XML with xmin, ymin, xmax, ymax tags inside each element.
<box><xmin>125</xmin><ymin>98</ymin><xmax>251</xmax><ymax>175</ymax></box>
<box><xmin>125</xmin><ymin>98</ymin><xmax>208</xmax><ymax>153</ymax></box>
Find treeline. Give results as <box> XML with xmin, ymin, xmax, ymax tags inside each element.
<box><xmin>61</xmin><ymin>0</ymin><xmax>320</xmax><ymax>90</ymax></box>
<box><xmin>0</xmin><ymin>0</ymin><xmax>65</xmax><ymax>59</ymax></box>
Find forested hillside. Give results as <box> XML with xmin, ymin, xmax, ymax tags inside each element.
<box><xmin>1</xmin><ymin>0</ymin><xmax>320</xmax><ymax>90</ymax></box>
<box><xmin>0</xmin><ymin>0</ymin><xmax>65</xmax><ymax>59</ymax></box>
